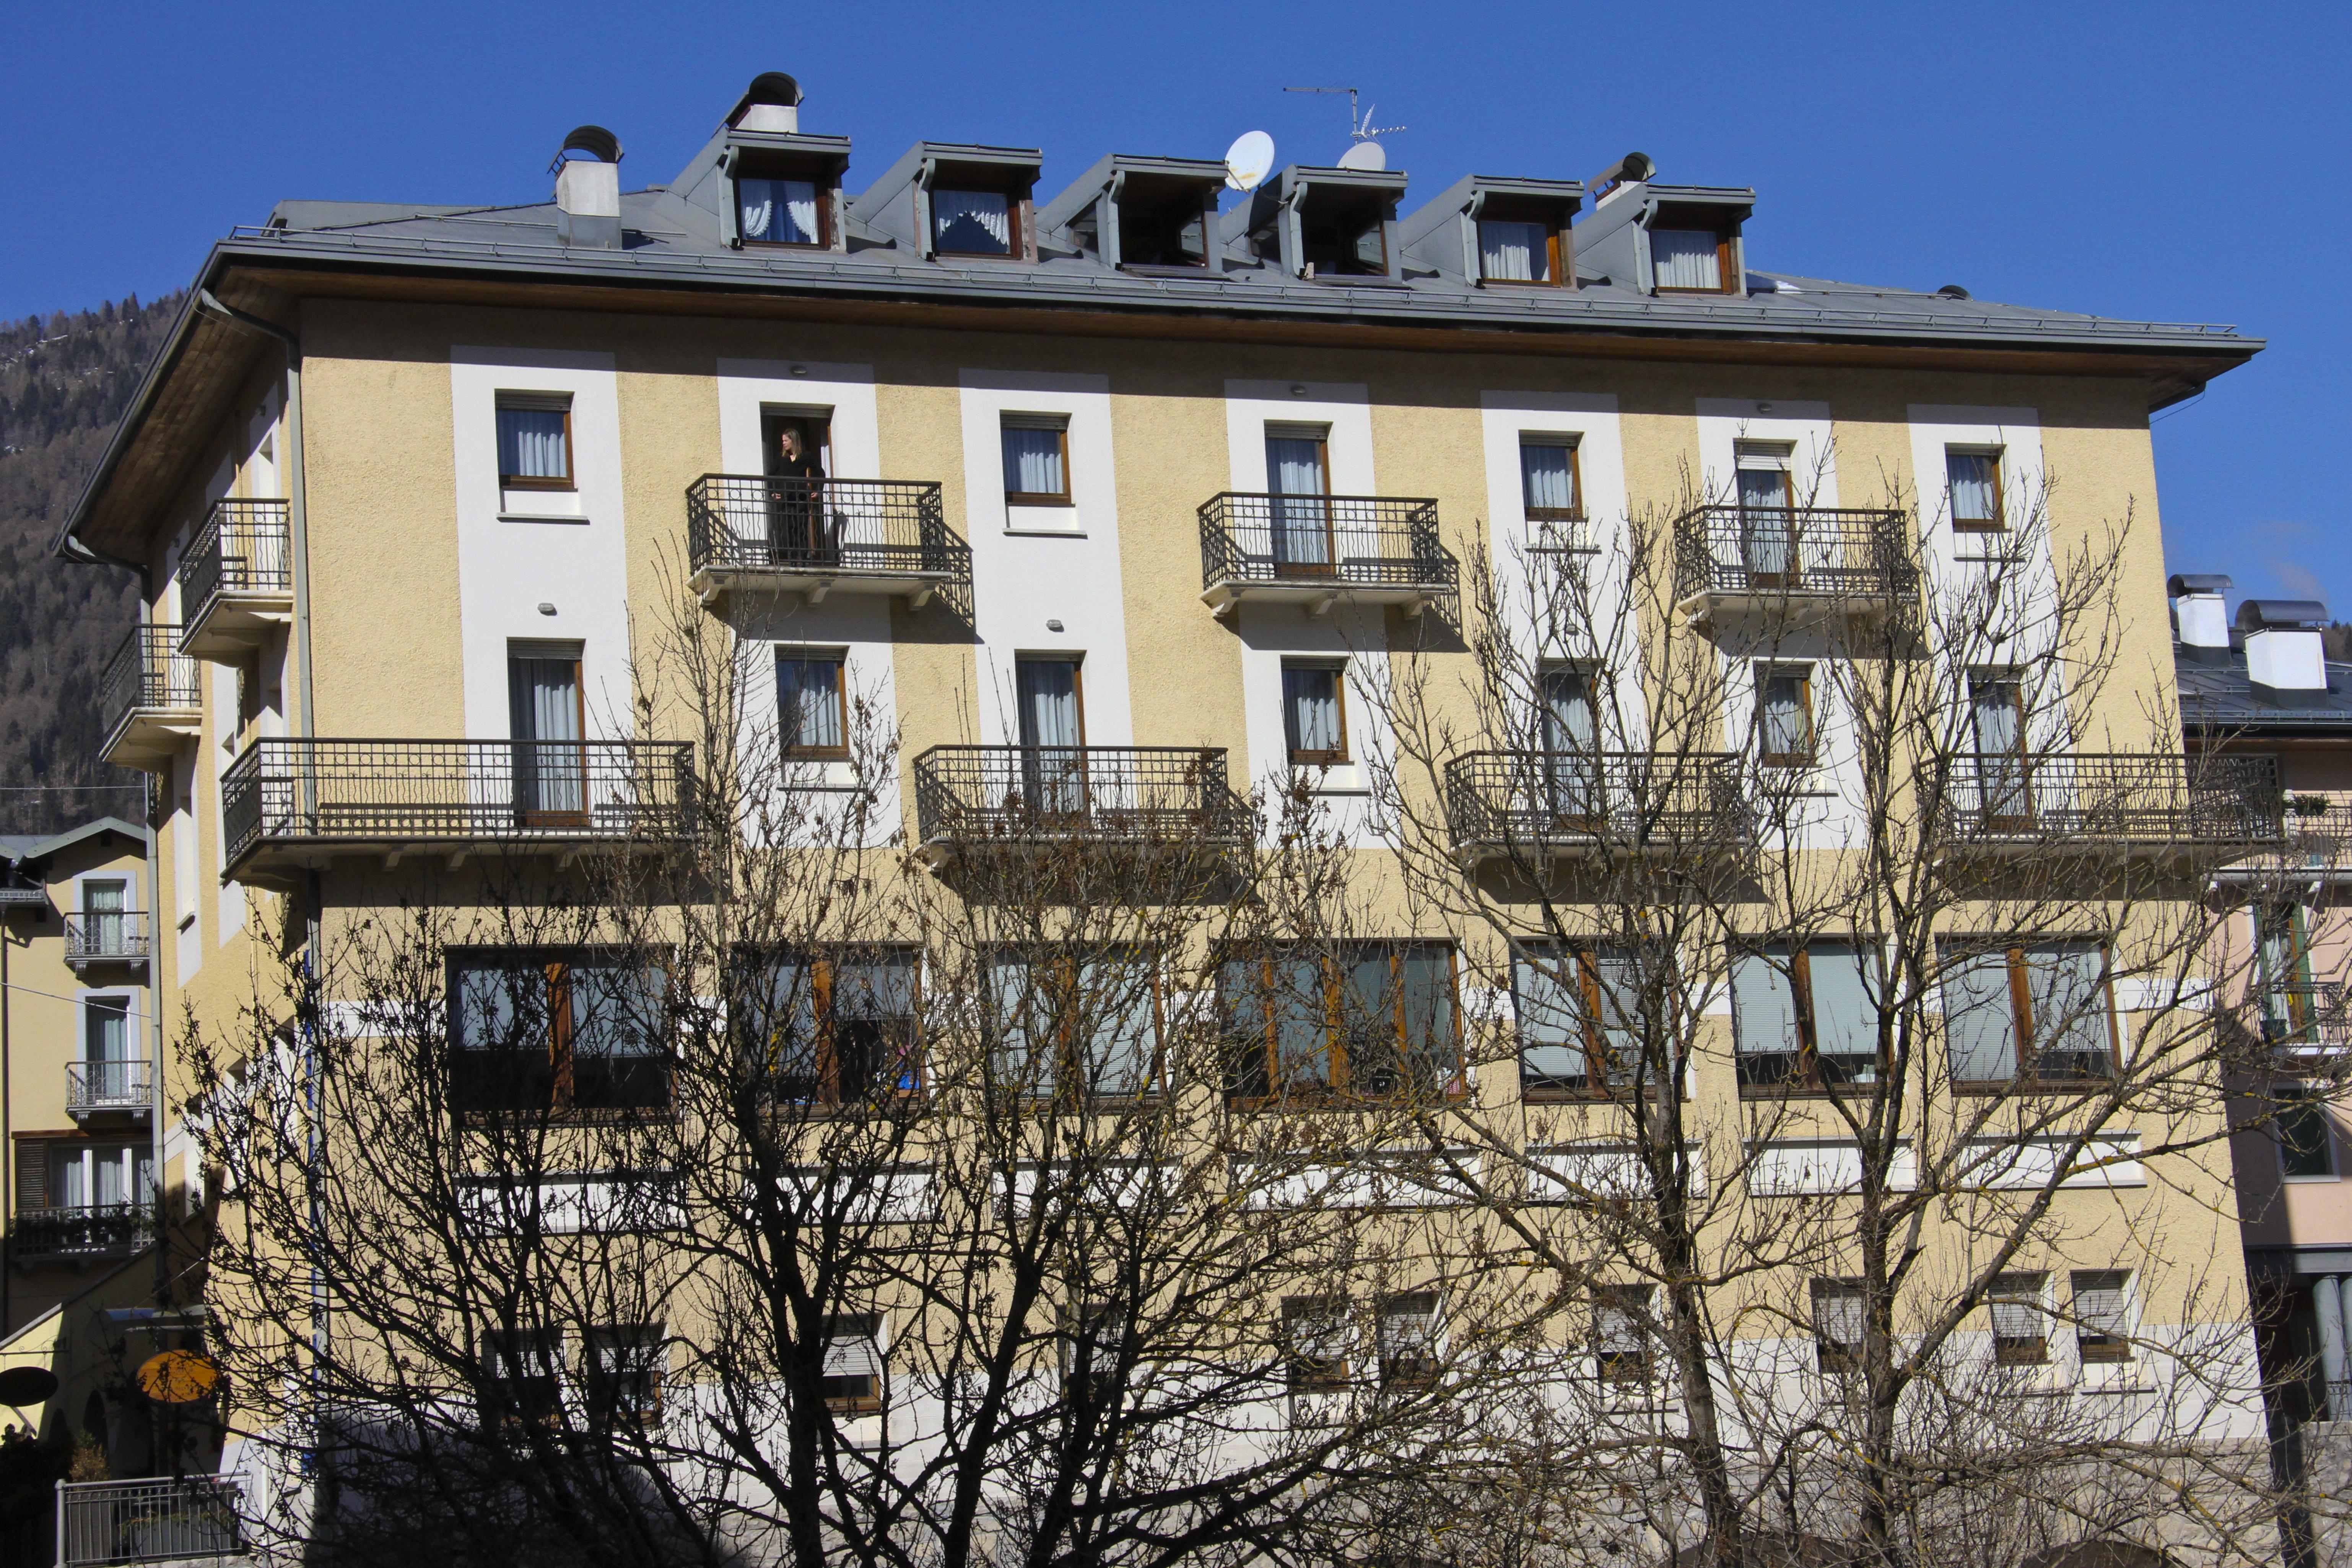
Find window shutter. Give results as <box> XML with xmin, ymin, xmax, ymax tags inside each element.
<box><xmin>2073</xmin><ymin>1272</ymin><xmax>2128</xmax><ymax>1335</ymax></box>
<box><xmin>821</xmin><ymin>1314</ymin><xmax>882</xmax><ymax>1378</ymax></box>
<box><xmin>15</xmin><ymin>1140</ymin><xmax>47</xmax><ymax>1212</ymax></box>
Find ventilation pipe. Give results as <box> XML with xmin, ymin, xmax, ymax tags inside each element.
<box><xmin>2167</xmin><ymin>573</ymin><xmax>2233</xmax><ymax>665</ymax></box>
<box><xmin>2239</xmin><ymin>599</ymin><xmax>2332</xmax><ymax>706</ymax></box>
<box><xmin>552</xmin><ymin>125</ymin><xmax>623</xmax><ymax>249</ymax></box>
<box><xmin>729</xmin><ymin>72</ymin><xmax>804</xmax><ymax>133</ymax></box>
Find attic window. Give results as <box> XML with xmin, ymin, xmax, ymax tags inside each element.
<box><xmin>1477</xmin><ymin>201</ymin><xmax>1566</xmax><ymax>285</ymax></box>
<box><xmin>1116</xmin><ymin>179</ymin><xmax>1213</xmax><ymax>268</ymax></box>
<box><xmin>1300</xmin><ymin>192</ymin><xmax>1390</xmax><ymax>278</ymax></box>
<box><xmin>1651</xmin><ymin>228</ymin><xmax>1731</xmax><ymax>293</ymax></box>
<box><xmin>933</xmin><ymin>187</ymin><xmax>1022</xmax><ymax>258</ymax></box>
<box><xmin>739</xmin><ymin>176</ymin><xmax>823</xmax><ymax>247</ymax></box>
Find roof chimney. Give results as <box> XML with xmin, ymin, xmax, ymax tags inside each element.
<box><xmin>551</xmin><ymin>125</ymin><xmax>623</xmax><ymax>249</ymax></box>
<box><xmin>2167</xmin><ymin>573</ymin><xmax>2232</xmax><ymax>665</ymax></box>
<box><xmin>2238</xmin><ymin>598</ymin><xmax>2331</xmax><ymax>706</ymax></box>
<box><xmin>729</xmin><ymin>73</ymin><xmax>803</xmax><ymax>134</ymax></box>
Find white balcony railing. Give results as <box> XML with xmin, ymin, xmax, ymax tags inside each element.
<box><xmin>57</xmin><ymin>1475</ymin><xmax>243</xmax><ymax>1566</ymax></box>
<box><xmin>66</xmin><ymin>1059</ymin><xmax>153</xmax><ymax>1116</ymax></box>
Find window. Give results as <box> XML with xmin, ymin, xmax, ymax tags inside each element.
<box><xmin>584</xmin><ymin>1325</ymin><xmax>665</xmax><ymax>1428</ymax></box>
<box><xmin>1592</xmin><ymin>1285</ymin><xmax>1653</xmax><ymax>1384</ymax></box>
<box><xmin>1812</xmin><ymin>1281</ymin><xmax>1865</xmax><ymax>1374</ymax></box>
<box><xmin>449</xmin><ymin>950</ymin><xmax>672</xmax><ymax>1115</ymax></box>
<box><xmin>1940</xmin><ymin>939</ymin><xmax>2115</xmax><ymax>1087</ymax></box>
<box><xmin>481</xmin><ymin>1329</ymin><xmax>562</xmax><ymax>1431</ymax></box>
<box><xmin>737</xmin><ymin>171</ymin><xmax>825</xmax><ymax>247</ymax></box>
<box><xmin>1299</xmin><ymin>194</ymin><xmax>1389</xmax><ymax>277</ymax></box>
<box><xmin>932</xmin><ymin>187</ymin><xmax>1018</xmax><ymax>256</ymax></box>
<box><xmin>1000</xmin><ymin>415</ymin><xmax>1070</xmax><ymax>504</ymax></box>
<box><xmin>736</xmin><ymin>948</ymin><xmax>921</xmax><ymax>1105</ymax></box>
<box><xmin>1732</xmin><ymin>941</ymin><xmax>1877</xmax><ymax>1090</ymax></box>
<box><xmin>1519</xmin><ymin>438</ymin><xmax>1583</xmax><ymax>522</ymax></box>
<box><xmin>1222</xmin><ymin>944</ymin><xmax>1459</xmax><ymax>1104</ymax></box>
<box><xmin>1514</xmin><ymin>945</ymin><xmax>1660</xmax><ymax>1096</ymax></box>
<box><xmin>1377</xmin><ymin>1293</ymin><xmax>1440</xmax><ymax>1387</ymax></box>
<box><xmin>1733</xmin><ymin>442</ymin><xmax>1794</xmax><ymax>512</ymax></box>
<box><xmin>82</xmin><ymin>995</ymin><xmax>132</xmax><ymax>1077</ymax></box>
<box><xmin>1282</xmin><ymin>663</ymin><xmax>1348</xmax><ymax>766</ymax></box>
<box><xmin>41</xmin><ymin>1142</ymin><xmax>153</xmax><ymax>1211</ymax></box>
<box><xmin>495</xmin><ymin>394</ymin><xmax>573</xmax><ymax>488</ymax></box>
<box><xmin>1947</xmin><ymin>449</ymin><xmax>2005</xmax><ymax>531</ymax></box>
<box><xmin>1987</xmin><ymin>1274</ymin><xmax>2050</xmax><ymax>1365</ymax></box>
<box><xmin>1477</xmin><ymin>209</ymin><xmax>1560</xmax><ymax>285</ymax></box>
<box><xmin>777</xmin><ymin>652</ymin><xmax>847</xmax><ymax>759</ymax></box>
<box><xmin>1116</xmin><ymin>181</ymin><xmax>1212</xmax><ymax>267</ymax></box>
<box><xmin>1063</xmin><ymin>1303</ymin><xmax>1123</xmax><ymax>1405</ymax></box>
<box><xmin>2258</xmin><ymin>904</ymin><xmax>2318</xmax><ymax>1046</ymax></box>
<box><xmin>985</xmin><ymin>948</ymin><xmax>1159</xmax><ymax>1101</ymax></box>
<box><xmin>508</xmin><ymin>642</ymin><xmax>586</xmax><ymax>825</ymax></box>
<box><xmin>1967</xmin><ymin>673</ymin><xmax>2033</xmax><ymax>826</ymax></box>
<box><xmin>1282</xmin><ymin>1295</ymin><xmax>1350</xmax><ymax>1393</ymax></box>
<box><xmin>1754</xmin><ymin>665</ymin><xmax>1815</xmax><ymax>768</ymax></box>
<box><xmin>2278</xmin><ymin>1085</ymin><xmax>2337</xmax><ymax>1179</ymax></box>
<box><xmin>820</xmin><ymin>1313</ymin><xmax>886</xmax><ymax>1413</ymax></box>
<box><xmin>1651</xmin><ymin>228</ymin><xmax>1729</xmax><ymax>292</ymax></box>
<box><xmin>80</xmin><ymin>880</ymin><xmax>128</xmax><ymax>952</ymax></box>
<box><xmin>2071</xmin><ymin>1271</ymin><xmax>2133</xmax><ymax>1363</ymax></box>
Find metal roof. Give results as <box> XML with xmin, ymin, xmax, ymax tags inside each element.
<box><xmin>2179</xmin><ymin>641</ymin><xmax>2352</xmax><ymax>736</ymax></box>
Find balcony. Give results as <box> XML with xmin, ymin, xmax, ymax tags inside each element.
<box><xmin>1672</xmin><ymin>504</ymin><xmax>1915</xmax><ymax>623</ymax></box>
<box><xmin>685</xmin><ymin>475</ymin><xmax>971</xmax><ymax>613</ymax></box>
<box><xmin>220</xmin><ymin>738</ymin><xmax>696</xmax><ymax>881</ymax></box>
<box><xmin>1443</xmin><ymin>750</ymin><xmax>1752</xmax><ymax>864</ymax></box>
<box><xmin>1198</xmin><ymin>493</ymin><xmax>1459</xmax><ymax>621</ymax></box>
<box><xmin>2264</xmin><ymin>982</ymin><xmax>2352</xmax><ymax>1062</ymax></box>
<box><xmin>177</xmin><ymin>496</ymin><xmax>293</xmax><ymax>660</ymax></box>
<box><xmin>99</xmin><ymin>626</ymin><xmax>201</xmax><ymax>772</ymax></box>
<box><xmin>66</xmin><ymin>1059</ymin><xmax>153</xmax><ymax>1120</ymax></box>
<box><xmin>1943</xmin><ymin>753</ymin><xmax>2280</xmax><ymax>859</ymax></box>
<box><xmin>12</xmin><ymin>1202</ymin><xmax>154</xmax><ymax>1263</ymax></box>
<box><xmin>58</xmin><ymin>1475</ymin><xmax>244</xmax><ymax>1567</ymax></box>
<box><xmin>2212</xmin><ymin>787</ymin><xmax>2352</xmax><ymax>885</ymax></box>
<box><xmin>913</xmin><ymin>746</ymin><xmax>1251</xmax><ymax>860</ymax></box>
<box><xmin>64</xmin><ymin>912</ymin><xmax>151</xmax><ymax>972</ymax></box>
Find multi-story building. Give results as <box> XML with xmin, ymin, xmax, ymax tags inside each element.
<box><xmin>39</xmin><ymin>70</ymin><xmax>2289</xmax><ymax>1563</ymax></box>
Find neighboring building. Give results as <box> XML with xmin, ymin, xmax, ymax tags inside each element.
<box><xmin>46</xmin><ymin>70</ymin><xmax>2279</xmax><ymax>1556</ymax></box>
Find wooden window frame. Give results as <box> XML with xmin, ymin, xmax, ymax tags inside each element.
<box><xmin>732</xmin><ymin>159</ymin><xmax>836</xmax><ymax>250</ymax></box>
<box><xmin>1518</xmin><ymin>945</ymin><xmax>1674</xmax><ymax>1101</ymax></box>
<box><xmin>481</xmin><ymin>1328</ymin><xmax>564</xmax><ymax>1434</ymax></box>
<box><xmin>2277</xmin><ymin>1082</ymin><xmax>2337</xmax><ymax>1180</ymax></box>
<box><xmin>1754</xmin><ymin>664</ymin><xmax>1817</xmax><ymax>769</ymax></box>
<box><xmin>1651</xmin><ymin>226</ymin><xmax>1737</xmax><ymax>295</ymax></box>
<box><xmin>1518</xmin><ymin>436</ymin><xmax>1585</xmax><ymax>524</ymax></box>
<box><xmin>777</xmin><ymin>651</ymin><xmax>851</xmax><ymax>762</ymax></box>
<box><xmin>931</xmin><ymin>183</ymin><xmax>1033</xmax><ymax>261</ymax></box>
<box><xmin>1947</xmin><ymin>447</ymin><xmax>2008</xmax><ymax>533</ymax></box>
<box><xmin>1592</xmin><ymin>1284</ymin><xmax>1654</xmax><ymax>1384</ymax></box>
<box><xmin>1812</xmin><ymin>1280</ymin><xmax>1866</xmax><ymax>1375</ymax></box>
<box><xmin>1282</xmin><ymin>1295</ymin><xmax>1351</xmax><ymax>1393</ymax></box>
<box><xmin>819</xmin><ymin>1312</ymin><xmax>887</xmax><ymax>1414</ymax></box>
<box><xmin>1000</xmin><ymin>415</ymin><xmax>1073</xmax><ymax>506</ymax></box>
<box><xmin>741</xmin><ymin>947</ymin><xmax>926</xmax><ymax>1109</ymax></box>
<box><xmin>1223</xmin><ymin>942</ymin><xmax>1463</xmax><ymax>1108</ymax></box>
<box><xmin>1949</xmin><ymin>940</ymin><xmax>2123</xmax><ymax>1094</ymax></box>
<box><xmin>2257</xmin><ymin>902</ymin><xmax>2317</xmax><ymax>1046</ymax></box>
<box><xmin>1988</xmin><ymin>1273</ymin><xmax>2052</xmax><ymax>1366</ymax></box>
<box><xmin>495</xmin><ymin>395</ymin><xmax>575</xmax><ymax>491</ymax></box>
<box><xmin>2071</xmin><ymin>1270</ymin><xmax>2135</xmax><ymax>1364</ymax></box>
<box><xmin>1475</xmin><ymin>205</ymin><xmax>1568</xmax><ymax>288</ymax></box>
<box><xmin>1114</xmin><ymin>184</ymin><xmax>1217</xmax><ymax>270</ymax></box>
<box><xmin>448</xmin><ymin>948</ymin><xmax>674</xmax><ymax>1122</ymax></box>
<box><xmin>583</xmin><ymin>1324</ymin><xmax>667</xmax><ymax>1428</ymax></box>
<box><xmin>1013</xmin><ymin>654</ymin><xmax>1087</xmax><ymax>747</ymax></box>
<box><xmin>1282</xmin><ymin>660</ymin><xmax>1351</xmax><ymax>767</ymax></box>
<box><xmin>988</xmin><ymin>946</ymin><xmax>1164</xmax><ymax>1106</ymax></box>
<box><xmin>1735</xmin><ymin>943</ymin><xmax>1834</xmax><ymax>1096</ymax></box>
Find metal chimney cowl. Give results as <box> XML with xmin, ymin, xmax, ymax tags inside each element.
<box><xmin>556</xmin><ymin>159</ymin><xmax>622</xmax><ymax>248</ymax></box>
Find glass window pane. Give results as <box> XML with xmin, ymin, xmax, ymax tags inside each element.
<box><xmin>1396</xmin><ymin>946</ymin><xmax>1456</xmax><ymax>1089</ymax></box>
<box><xmin>1948</xmin><ymin>451</ymin><xmax>2001</xmax><ymax>525</ymax></box>
<box><xmin>1514</xmin><ymin>948</ymin><xmax>1586</xmax><ymax>1088</ymax></box>
<box><xmin>988</xmin><ymin>955</ymin><xmax>1054</xmax><ymax>1096</ymax></box>
<box><xmin>1077</xmin><ymin>953</ymin><xmax>1157</xmax><ymax>1096</ymax></box>
<box><xmin>778</xmin><ymin>657</ymin><xmax>844</xmax><ymax>752</ymax></box>
<box><xmin>1001</xmin><ymin>424</ymin><xmax>1065</xmax><ymax>496</ymax></box>
<box><xmin>740</xmin><ymin>176</ymin><xmax>819</xmax><ymax>244</ymax></box>
<box><xmin>1479</xmin><ymin>220</ymin><xmax>1547</xmax><ymax>281</ymax></box>
<box><xmin>1758</xmin><ymin>673</ymin><xmax>1810</xmax><ymax>760</ymax></box>
<box><xmin>742</xmin><ymin>955</ymin><xmax>818</xmax><ymax>1096</ymax></box>
<box><xmin>834</xmin><ymin>953</ymin><xmax>921</xmax><ymax>1096</ymax></box>
<box><xmin>1737</xmin><ymin>465</ymin><xmax>1791</xmax><ymax>511</ymax></box>
<box><xmin>1650</xmin><ymin>229</ymin><xmax>1723</xmax><ymax>290</ymax></box>
<box><xmin>1732</xmin><ymin>945</ymin><xmax>1801</xmax><ymax>1086</ymax></box>
<box><xmin>1805</xmin><ymin>943</ymin><xmax>1877</xmax><ymax>1083</ymax></box>
<box><xmin>1941</xmin><ymin>946</ymin><xmax>2019</xmax><ymax>1083</ymax></box>
<box><xmin>496</xmin><ymin>405</ymin><xmax>569</xmax><ymax>481</ymax></box>
<box><xmin>2024</xmin><ymin>941</ymin><xmax>2110</xmax><ymax>1078</ymax></box>
<box><xmin>1273</xmin><ymin>957</ymin><xmax>1332</xmax><ymax>1091</ymax></box>
<box><xmin>1283</xmin><ymin>666</ymin><xmax>1344</xmax><ymax>758</ymax></box>
<box><xmin>84</xmin><ymin>997</ymin><xmax>130</xmax><ymax>1065</ymax></box>
<box><xmin>933</xmin><ymin>189</ymin><xmax>1012</xmax><ymax>254</ymax></box>
<box><xmin>2279</xmin><ymin>1087</ymin><xmax>2336</xmax><ymax>1178</ymax></box>
<box><xmin>1520</xmin><ymin>442</ymin><xmax>1576</xmax><ymax>514</ymax></box>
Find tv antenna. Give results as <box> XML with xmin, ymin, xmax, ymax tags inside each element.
<box><xmin>1283</xmin><ymin>86</ymin><xmax>1405</xmax><ymax>170</ymax></box>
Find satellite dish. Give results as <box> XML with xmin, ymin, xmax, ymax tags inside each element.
<box><xmin>0</xmin><ymin>1366</ymin><xmax>59</xmax><ymax>1407</ymax></box>
<box><xmin>137</xmin><ymin>1350</ymin><xmax>220</xmax><ymax>1405</ymax></box>
<box><xmin>1224</xmin><ymin>130</ymin><xmax>1275</xmax><ymax>192</ymax></box>
<box><xmin>1335</xmin><ymin>140</ymin><xmax>1386</xmax><ymax>172</ymax></box>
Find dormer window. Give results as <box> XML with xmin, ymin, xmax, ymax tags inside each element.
<box><xmin>739</xmin><ymin>175</ymin><xmax>823</xmax><ymax>246</ymax></box>
<box><xmin>1652</xmin><ymin>228</ymin><xmax>1732</xmax><ymax>292</ymax></box>
<box><xmin>1477</xmin><ymin>201</ymin><xmax>1567</xmax><ymax>285</ymax></box>
<box><xmin>933</xmin><ymin>188</ymin><xmax>1020</xmax><ymax>257</ymax></box>
<box><xmin>1117</xmin><ymin>184</ymin><xmax>1211</xmax><ymax>268</ymax></box>
<box><xmin>1303</xmin><ymin>196</ymin><xmax>1389</xmax><ymax>277</ymax></box>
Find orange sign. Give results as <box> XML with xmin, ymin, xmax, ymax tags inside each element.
<box><xmin>136</xmin><ymin>1351</ymin><xmax>218</xmax><ymax>1405</ymax></box>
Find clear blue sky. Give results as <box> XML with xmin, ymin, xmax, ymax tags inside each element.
<box><xmin>9</xmin><ymin>1</ymin><xmax>2343</xmax><ymax>610</ymax></box>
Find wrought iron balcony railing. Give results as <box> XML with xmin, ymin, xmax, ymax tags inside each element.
<box><xmin>1945</xmin><ymin>752</ymin><xmax>2281</xmax><ymax>851</ymax></box>
<box><xmin>12</xmin><ymin>1202</ymin><xmax>154</xmax><ymax>1262</ymax></box>
<box><xmin>2264</xmin><ymin>982</ymin><xmax>2352</xmax><ymax>1057</ymax></box>
<box><xmin>685</xmin><ymin>475</ymin><xmax>971</xmax><ymax>612</ymax></box>
<box><xmin>221</xmin><ymin>738</ymin><xmax>697</xmax><ymax>872</ymax></box>
<box><xmin>58</xmin><ymin>1475</ymin><xmax>243</xmax><ymax>1568</ymax></box>
<box><xmin>66</xmin><ymin>1059</ymin><xmax>153</xmax><ymax>1116</ymax></box>
<box><xmin>99</xmin><ymin>625</ymin><xmax>200</xmax><ymax>742</ymax></box>
<box><xmin>63</xmin><ymin>912</ymin><xmax>150</xmax><ymax>966</ymax></box>
<box><xmin>177</xmin><ymin>496</ymin><xmax>292</xmax><ymax>657</ymax></box>
<box><xmin>1444</xmin><ymin>750</ymin><xmax>1753</xmax><ymax>859</ymax></box>
<box><xmin>914</xmin><ymin>746</ymin><xmax>1251</xmax><ymax>853</ymax></box>
<box><xmin>1199</xmin><ymin>492</ymin><xmax>1459</xmax><ymax>618</ymax></box>
<box><xmin>1673</xmin><ymin>504</ymin><xmax>1916</xmax><ymax>609</ymax></box>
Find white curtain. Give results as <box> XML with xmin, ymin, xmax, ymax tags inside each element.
<box><xmin>1948</xmin><ymin>451</ymin><xmax>2000</xmax><ymax>524</ymax></box>
<box><xmin>1000</xmin><ymin>425</ymin><xmax>1065</xmax><ymax>496</ymax></box>
<box><xmin>1267</xmin><ymin>437</ymin><xmax>1326</xmax><ymax>496</ymax></box>
<box><xmin>778</xmin><ymin>656</ymin><xmax>844</xmax><ymax>751</ymax></box>
<box><xmin>496</xmin><ymin>406</ymin><xmax>568</xmax><ymax>481</ymax></box>
<box><xmin>1479</xmin><ymin>220</ymin><xmax>1545</xmax><ymax>281</ymax></box>
<box><xmin>1520</xmin><ymin>443</ymin><xmax>1576</xmax><ymax>513</ymax></box>
<box><xmin>988</xmin><ymin>956</ymin><xmax>1052</xmax><ymax>1094</ymax></box>
<box><xmin>84</xmin><ymin>997</ymin><xmax>128</xmax><ymax>1065</ymax></box>
<box><xmin>932</xmin><ymin>189</ymin><xmax>1011</xmax><ymax>254</ymax></box>
<box><xmin>1757</xmin><ymin>672</ymin><xmax>1809</xmax><ymax>759</ymax></box>
<box><xmin>1266</xmin><ymin>436</ymin><xmax>1330</xmax><ymax>569</ymax></box>
<box><xmin>740</xmin><ymin>177</ymin><xmax>818</xmax><ymax>244</ymax></box>
<box><xmin>509</xmin><ymin>654</ymin><xmax>584</xmax><ymax>816</ymax></box>
<box><xmin>1650</xmin><ymin>229</ymin><xmax>1722</xmax><ymax>290</ymax></box>
<box><xmin>1283</xmin><ymin>666</ymin><xmax>1343</xmax><ymax>757</ymax></box>
<box><xmin>1016</xmin><ymin>660</ymin><xmax>1080</xmax><ymax>748</ymax></box>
